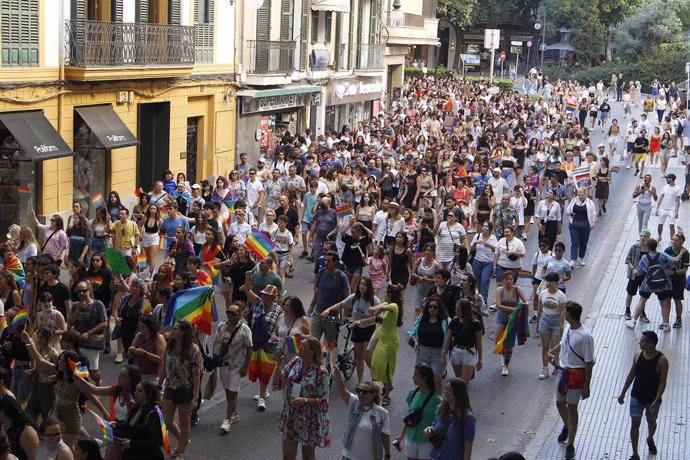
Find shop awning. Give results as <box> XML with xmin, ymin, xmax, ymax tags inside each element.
<box><xmin>75</xmin><ymin>105</ymin><xmax>139</xmax><ymax>149</ymax></box>
<box><xmin>237</xmin><ymin>85</ymin><xmax>322</xmax><ymax>99</ymax></box>
<box><xmin>0</xmin><ymin>110</ymin><xmax>72</xmax><ymax>161</ymax></box>
<box><xmin>311</xmin><ymin>0</ymin><xmax>349</xmax><ymax>13</ymax></box>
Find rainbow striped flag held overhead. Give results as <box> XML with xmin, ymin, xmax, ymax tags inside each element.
<box><xmin>336</xmin><ymin>204</ymin><xmax>353</xmax><ymax>218</ymax></box>
<box><xmin>159</xmin><ymin>206</ymin><xmax>170</xmax><ymax>219</ymax></box>
<box><xmin>16</xmin><ymin>186</ymin><xmax>31</xmax><ymax>197</ymax></box>
<box><xmin>84</xmin><ymin>405</ymin><xmax>114</xmax><ymax>442</ymax></box>
<box><xmin>164</xmin><ymin>285</ymin><xmax>217</xmax><ymax>335</ymax></box>
<box><xmin>68</xmin><ymin>359</ymin><xmax>90</xmax><ymax>378</ymax></box>
<box><xmin>91</xmin><ymin>193</ymin><xmax>105</xmax><ymax>207</ymax></box>
<box><xmin>155</xmin><ymin>405</ymin><xmax>172</xmax><ymax>455</ymax></box>
<box><xmin>245</xmin><ymin>230</ymin><xmax>276</xmax><ymax>260</ymax></box>
<box><xmin>8</xmin><ymin>307</ymin><xmax>28</xmax><ymax>332</ymax></box>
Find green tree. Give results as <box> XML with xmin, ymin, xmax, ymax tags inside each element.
<box><xmin>612</xmin><ymin>0</ymin><xmax>684</xmax><ymax>60</ymax></box>
<box><xmin>599</xmin><ymin>0</ymin><xmax>641</xmax><ymax>60</ymax></box>
<box><xmin>543</xmin><ymin>0</ymin><xmax>606</xmax><ymax>65</ymax></box>
<box><xmin>437</xmin><ymin>0</ymin><xmax>478</xmax><ymax>70</ymax></box>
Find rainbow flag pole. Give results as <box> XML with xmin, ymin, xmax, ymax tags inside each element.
<box><xmin>84</xmin><ymin>405</ymin><xmax>114</xmax><ymax>442</ymax></box>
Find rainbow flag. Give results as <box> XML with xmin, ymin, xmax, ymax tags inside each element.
<box><xmin>248</xmin><ymin>347</ymin><xmax>277</xmax><ymax>385</ymax></box>
<box><xmin>88</xmin><ymin>274</ymin><xmax>104</xmax><ymax>288</ymax></box>
<box><xmin>245</xmin><ymin>230</ymin><xmax>276</xmax><ymax>260</ymax></box>
<box><xmin>16</xmin><ymin>186</ymin><xmax>31</xmax><ymax>197</ymax></box>
<box><xmin>336</xmin><ymin>204</ymin><xmax>353</xmax><ymax>218</ymax></box>
<box><xmin>84</xmin><ymin>405</ymin><xmax>114</xmax><ymax>443</ymax></box>
<box><xmin>172</xmin><ymin>191</ymin><xmax>192</xmax><ymax>203</ymax></box>
<box><xmin>158</xmin><ymin>235</ymin><xmax>171</xmax><ymax>250</ymax></box>
<box><xmin>135</xmin><ymin>253</ymin><xmax>148</xmax><ymax>270</ymax></box>
<box><xmin>3</xmin><ymin>254</ymin><xmax>25</xmax><ymax>289</ymax></box>
<box><xmin>611</xmin><ymin>165</ymin><xmax>621</xmax><ymax>173</ymax></box>
<box><xmin>7</xmin><ymin>307</ymin><xmax>28</xmax><ymax>332</ymax></box>
<box><xmin>68</xmin><ymin>359</ymin><xmax>90</xmax><ymax>378</ymax></box>
<box><xmin>207</xmin><ymin>262</ymin><xmax>220</xmax><ymax>287</ymax></box>
<box><xmin>285</xmin><ymin>335</ymin><xmax>301</xmax><ymax>354</ymax></box>
<box><xmin>91</xmin><ymin>193</ymin><xmax>105</xmax><ymax>207</ymax></box>
<box><xmin>494</xmin><ymin>301</ymin><xmax>530</xmax><ymax>355</ymax></box>
<box><xmin>155</xmin><ymin>405</ymin><xmax>172</xmax><ymax>455</ymax></box>
<box><xmin>565</xmin><ymin>101</ymin><xmax>577</xmax><ymax>112</ymax></box>
<box><xmin>518</xmin><ymin>268</ymin><xmax>533</xmax><ymax>279</ymax></box>
<box><xmin>221</xmin><ymin>198</ymin><xmax>235</xmax><ymax>212</ymax></box>
<box><xmin>490</xmin><ymin>147</ymin><xmax>504</xmax><ymax>163</ymax></box>
<box><xmin>141</xmin><ymin>297</ymin><xmax>152</xmax><ymax>316</ymax></box>
<box><xmin>164</xmin><ymin>285</ymin><xmax>217</xmax><ymax>335</ymax></box>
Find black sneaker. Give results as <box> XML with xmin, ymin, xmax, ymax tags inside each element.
<box><xmin>640</xmin><ymin>312</ymin><xmax>650</xmax><ymax>323</ymax></box>
<box><xmin>191</xmin><ymin>412</ymin><xmax>200</xmax><ymax>427</ymax></box>
<box><xmin>306</xmin><ymin>255</ymin><xmax>314</xmax><ymax>262</ymax></box>
<box><xmin>625</xmin><ymin>308</ymin><xmax>632</xmax><ymax>320</ymax></box>
<box><xmin>557</xmin><ymin>425</ymin><xmax>569</xmax><ymax>443</ymax></box>
<box><xmin>634</xmin><ymin>168</ymin><xmax>639</xmax><ymax>176</ymax></box>
<box><xmin>628</xmin><ymin>454</ymin><xmax>640</xmax><ymax>460</ymax></box>
<box><xmin>565</xmin><ymin>444</ymin><xmax>575</xmax><ymax>459</ymax></box>
<box><xmin>673</xmin><ymin>318</ymin><xmax>682</xmax><ymax>328</ymax></box>
<box><xmin>603</xmin><ymin>206</ymin><xmax>607</xmax><ymax>213</ymax></box>
<box><xmin>529</xmin><ymin>314</ymin><xmax>538</xmax><ymax>323</ymax></box>
<box><xmin>647</xmin><ymin>438</ymin><xmax>657</xmax><ymax>455</ymax></box>
<box><xmin>299</xmin><ymin>250</ymin><xmax>308</xmax><ymax>259</ymax></box>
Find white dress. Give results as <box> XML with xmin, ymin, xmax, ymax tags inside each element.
<box><xmin>435</xmin><ymin>222</ymin><xmax>466</xmax><ymax>263</ymax></box>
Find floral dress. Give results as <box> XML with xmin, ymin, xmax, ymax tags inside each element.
<box><xmin>279</xmin><ymin>357</ymin><xmax>331</xmax><ymax>447</ymax></box>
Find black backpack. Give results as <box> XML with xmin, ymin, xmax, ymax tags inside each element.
<box><xmin>646</xmin><ymin>254</ymin><xmax>667</xmax><ymax>290</ymax></box>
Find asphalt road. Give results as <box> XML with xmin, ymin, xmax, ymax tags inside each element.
<box><xmin>83</xmin><ymin>99</ymin><xmax>655</xmax><ymax>459</ymax></box>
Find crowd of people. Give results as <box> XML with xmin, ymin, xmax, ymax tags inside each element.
<box><xmin>0</xmin><ymin>71</ymin><xmax>687</xmax><ymax>460</ymax></box>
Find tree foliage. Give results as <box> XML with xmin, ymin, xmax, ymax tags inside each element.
<box><xmin>437</xmin><ymin>0</ymin><xmax>477</xmax><ymax>30</ymax></box>
<box><xmin>612</xmin><ymin>0</ymin><xmax>685</xmax><ymax>60</ymax></box>
<box><xmin>542</xmin><ymin>0</ymin><xmax>607</xmax><ymax>64</ymax></box>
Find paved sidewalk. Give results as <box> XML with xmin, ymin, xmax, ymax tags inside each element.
<box><xmin>530</xmin><ymin>163</ymin><xmax>689</xmax><ymax>460</ymax></box>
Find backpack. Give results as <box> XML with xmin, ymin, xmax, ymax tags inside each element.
<box><xmin>645</xmin><ymin>254</ymin><xmax>666</xmax><ymax>291</ymax></box>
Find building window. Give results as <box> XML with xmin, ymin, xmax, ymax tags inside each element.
<box><xmin>311</xmin><ymin>11</ymin><xmax>319</xmax><ymax>44</ymax></box>
<box><xmin>195</xmin><ymin>0</ymin><xmax>214</xmax><ymax>63</ymax></box>
<box><xmin>324</xmin><ymin>12</ymin><xmax>332</xmax><ymax>44</ymax></box>
<box><xmin>1</xmin><ymin>0</ymin><xmax>39</xmax><ymax>66</ymax></box>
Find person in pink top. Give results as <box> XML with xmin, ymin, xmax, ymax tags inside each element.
<box><xmin>31</xmin><ymin>209</ymin><xmax>67</xmax><ymax>263</ymax></box>
<box><xmin>367</xmin><ymin>244</ymin><xmax>388</xmax><ymax>298</ymax></box>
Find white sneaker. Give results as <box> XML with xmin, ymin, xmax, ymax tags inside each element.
<box><xmin>230</xmin><ymin>413</ymin><xmax>240</xmax><ymax>424</ymax></box>
<box><xmin>579</xmin><ymin>258</ymin><xmax>586</xmax><ymax>266</ymax></box>
<box><xmin>662</xmin><ymin>323</ymin><xmax>671</xmax><ymax>332</ymax></box>
<box><xmin>626</xmin><ymin>165</ymin><xmax>631</xmax><ymax>169</ymax></box>
<box><xmin>257</xmin><ymin>398</ymin><xmax>266</xmax><ymax>411</ymax></box>
<box><xmin>220</xmin><ymin>419</ymin><xmax>231</xmax><ymax>433</ymax></box>
<box><xmin>488</xmin><ymin>304</ymin><xmax>498</xmax><ymax>312</ymax></box>
<box><xmin>625</xmin><ymin>319</ymin><xmax>637</xmax><ymax>329</ymax></box>
<box><xmin>530</xmin><ymin>217</ymin><xmax>535</xmax><ymax>224</ymax></box>
<box><xmin>252</xmin><ymin>392</ymin><xmax>270</xmax><ymax>401</ymax></box>
<box><xmin>538</xmin><ymin>366</ymin><xmax>549</xmax><ymax>380</ymax></box>
<box><xmin>569</xmin><ymin>260</ymin><xmax>576</xmax><ymax>269</ymax></box>
<box><xmin>501</xmin><ymin>365</ymin><xmax>509</xmax><ymax>376</ymax></box>
<box><xmin>114</xmin><ymin>354</ymin><xmax>123</xmax><ymax>364</ymax></box>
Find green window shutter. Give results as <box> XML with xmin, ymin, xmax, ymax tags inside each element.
<box><xmin>356</xmin><ymin>0</ymin><xmax>363</xmax><ymax>43</ymax></box>
<box><xmin>334</xmin><ymin>13</ymin><xmax>341</xmax><ymax>66</ymax></box>
<box><xmin>112</xmin><ymin>0</ymin><xmax>123</xmax><ymax>21</ymax></box>
<box><xmin>71</xmin><ymin>0</ymin><xmax>86</xmax><ymax>21</ymax></box>
<box><xmin>310</xmin><ymin>11</ymin><xmax>318</xmax><ymax>44</ymax></box>
<box><xmin>299</xmin><ymin>0</ymin><xmax>308</xmax><ymax>70</ymax></box>
<box><xmin>348</xmin><ymin>0</ymin><xmax>354</xmax><ymax>68</ymax></box>
<box><xmin>169</xmin><ymin>0</ymin><xmax>181</xmax><ymax>25</ymax></box>
<box><xmin>135</xmin><ymin>0</ymin><xmax>148</xmax><ymax>22</ymax></box>
<box><xmin>1</xmin><ymin>0</ymin><xmax>39</xmax><ymax>67</ymax></box>
<box><xmin>369</xmin><ymin>0</ymin><xmax>377</xmax><ymax>43</ymax></box>
<box><xmin>254</xmin><ymin>0</ymin><xmax>271</xmax><ymax>72</ymax></box>
<box><xmin>195</xmin><ymin>0</ymin><xmax>214</xmax><ymax>63</ymax></box>
<box><xmin>279</xmin><ymin>0</ymin><xmax>292</xmax><ymax>70</ymax></box>
<box><xmin>324</xmin><ymin>11</ymin><xmax>332</xmax><ymax>44</ymax></box>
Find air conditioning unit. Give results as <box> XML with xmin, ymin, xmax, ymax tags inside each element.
<box><xmin>311</xmin><ymin>49</ymin><xmax>330</xmax><ymax>71</ymax></box>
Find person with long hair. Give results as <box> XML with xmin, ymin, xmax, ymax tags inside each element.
<box><xmin>367</xmin><ymin>284</ymin><xmax>404</xmax><ymax>406</ymax></box>
<box><xmin>36</xmin><ymin>417</ymin><xmax>73</xmax><ymax>460</ymax></box>
<box><xmin>0</xmin><ymin>270</ymin><xmax>21</xmax><ymax>312</ymax></box>
<box><xmin>159</xmin><ymin>320</ymin><xmax>202</xmax><ymax>459</ymax></box>
<box><xmin>383</xmin><ymin>202</ymin><xmax>405</xmax><ymax>249</ymax></box>
<box><xmin>25</xmin><ymin>328</ymin><xmax>59</xmax><ymax>422</ymax></box>
<box><xmin>67</xmin><ymin>261</ymin><xmax>88</xmax><ymax>302</ymax></box>
<box><xmin>16</xmin><ymin>227</ymin><xmax>39</xmax><ymax>264</ymax></box>
<box><xmin>113</xmin><ymin>278</ymin><xmax>147</xmax><ymax>361</ymax></box>
<box><xmin>409</xmin><ymin>299</ymin><xmax>450</xmax><ymax>393</ymax></box>
<box><xmin>113</xmin><ymin>381</ymin><xmax>165</xmax><ymax>459</ymax></box>
<box><xmin>31</xmin><ymin>210</ymin><xmax>68</xmax><ymax>263</ymax></box>
<box><xmin>189</xmin><ymin>213</ymin><xmax>209</xmax><ymax>255</ymax></box>
<box><xmin>141</xmin><ymin>204</ymin><xmax>162</xmax><ymax>275</ymax></box>
<box><xmin>322</xmin><ymin>277</ymin><xmax>378</xmax><ymax>384</ymax></box>
<box><xmin>434</xmin><ymin>210</ymin><xmax>469</xmax><ymax>268</ymax></box>
<box><xmin>394</xmin><ymin>364</ymin><xmax>442</xmax><ymax>460</ymax></box>
<box><xmin>424</xmin><ymin>378</ymin><xmax>475</xmax><ymax>460</ymax></box>
<box><xmin>442</xmin><ymin>299</ymin><xmax>483</xmax><ymax>385</ymax></box>
<box><xmin>89</xmin><ymin>207</ymin><xmax>111</xmax><ymax>258</ymax></box>
<box><xmin>494</xmin><ymin>271</ymin><xmax>530</xmax><ymax>376</ymax></box>
<box><xmin>279</xmin><ymin>335</ymin><xmax>331</xmax><ymax>460</ymax></box>
<box><xmin>199</xmin><ymin>228</ymin><xmax>225</xmax><ymax>279</ymax></box>
<box><xmin>128</xmin><ymin>316</ymin><xmax>166</xmax><ymax>382</ymax></box>
<box><xmin>412</xmin><ymin>243</ymin><xmax>441</xmax><ymax>316</ymax></box>
<box><xmin>106</xmin><ymin>191</ymin><xmax>126</xmax><ymax>223</ymax></box>
<box><xmin>221</xmin><ymin>243</ymin><xmax>254</xmax><ymax>307</ymax></box>
<box><xmin>73</xmin><ymin>437</ymin><xmax>102</xmax><ymax>460</ymax></box>
<box><xmin>387</xmin><ymin>232</ymin><xmax>414</xmax><ymax>289</ymax></box>
<box><xmin>473</xmin><ymin>186</ymin><xmax>495</xmax><ymax>233</ymax></box>
<box><xmin>273</xmin><ymin>296</ymin><xmax>311</xmax><ymax>382</ymax></box>
<box><xmin>212</xmin><ymin>176</ymin><xmax>234</xmax><ymax>220</ymax></box>
<box><xmin>65</xmin><ymin>214</ymin><xmax>91</xmax><ymax>266</ymax></box>
<box><xmin>0</xmin><ymin>394</ymin><xmax>39</xmax><ymax>460</ymax></box>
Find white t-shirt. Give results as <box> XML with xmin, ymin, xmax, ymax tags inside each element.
<box><xmin>659</xmin><ymin>184</ymin><xmax>681</xmax><ymax>211</ymax></box>
<box><xmin>227</xmin><ymin>221</ymin><xmax>252</xmax><ymax>244</ymax></box>
<box><xmin>342</xmin><ymin>393</ymin><xmax>390</xmax><ymax>460</ymax></box>
<box><xmin>246</xmin><ymin>179</ymin><xmax>265</xmax><ymax>208</ymax></box>
<box><xmin>560</xmin><ymin>323</ymin><xmax>594</xmax><ymax>369</ymax></box>
<box><xmin>531</xmin><ymin>250</ymin><xmax>553</xmax><ymax>281</ymax></box>
<box><xmin>539</xmin><ymin>288</ymin><xmax>567</xmax><ymax>316</ymax></box>
<box><xmin>372</xmin><ymin>210</ymin><xmax>388</xmax><ymax>243</ymax></box>
<box><xmin>272</xmin><ymin>227</ymin><xmax>294</xmax><ymax>252</ymax></box>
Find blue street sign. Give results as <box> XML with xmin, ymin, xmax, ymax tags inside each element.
<box><xmin>539</xmin><ymin>42</ymin><xmax>548</xmax><ymax>52</ymax></box>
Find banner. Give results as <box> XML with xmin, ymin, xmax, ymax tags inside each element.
<box><xmin>105</xmin><ymin>246</ymin><xmax>132</xmax><ymax>275</ymax></box>
<box><xmin>572</xmin><ymin>166</ymin><xmax>593</xmax><ymax>190</ymax></box>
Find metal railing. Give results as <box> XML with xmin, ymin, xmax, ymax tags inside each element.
<box><xmin>336</xmin><ymin>43</ymin><xmax>348</xmax><ymax>70</ymax></box>
<box><xmin>356</xmin><ymin>43</ymin><xmax>385</xmax><ymax>70</ymax></box>
<box><xmin>247</xmin><ymin>40</ymin><xmax>295</xmax><ymax>74</ymax></box>
<box><xmin>65</xmin><ymin>20</ymin><xmax>195</xmax><ymax>67</ymax></box>
<box><xmin>387</xmin><ymin>11</ymin><xmax>425</xmax><ymax>27</ymax></box>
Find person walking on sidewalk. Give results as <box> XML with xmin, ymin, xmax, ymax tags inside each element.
<box><xmin>617</xmin><ymin>331</ymin><xmax>669</xmax><ymax>460</ymax></box>
<box><xmin>624</xmin><ymin>230</ymin><xmax>651</xmax><ymax>321</ymax></box>
<box><xmin>654</xmin><ymin>173</ymin><xmax>681</xmax><ymax>242</ymax></box>
<box><xmin>547</xmin><ymin>301</ymin><xmax>594</xmax><ymax>460</ymax></box>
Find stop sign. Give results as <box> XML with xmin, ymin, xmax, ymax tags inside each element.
<box><xmin>500</xmin><ymin>51</ymin><xmax>506</xmax><ymax>61</ymax></box>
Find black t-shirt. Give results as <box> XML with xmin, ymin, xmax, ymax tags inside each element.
<box><xmin>449</xmin><ymin>318</ymin><xmax>482</xmax><ymax>348</ymax></box>
<box><xmin>633</xmin><ymin>137</ymin><xmax>649</xmax><ymax>154</ymax></box>
<box><xmin>275</xmin><ymin>206</ymin><xmax>300</xmax><ymax>235</ymax></box>
<box><xmin>39</xmin><ymin>282</ymin><xmax>71</xmax><ymax>318</ymax></box>
<box><xmin>417</xmin><ymin>319</ymin><xmax>445</xmax><ymax>348</ymax></box>
<box><xmin>341</xmin><ymin>234</ymin><xmax>370</xmax><ymax>269</ymax></box>
<box><xmin>426</xmin><ymin>285</ymin><xmax>462</xmax><ymax>318</ymax></box>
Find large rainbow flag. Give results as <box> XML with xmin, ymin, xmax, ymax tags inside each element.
<box><xmin>3</xmin><ymin>254</ymin><xmax>25</xmax><ymax>289</ymax></box>
<box><xmin>8</xmin><ymin>307</ymin><xmax>28</xmax><ymax>332</ymax></box>
<box><xmin>494</xmin><ymin>301</ymin><xmax>530</xmax><ymax>355</ymax></box>
<box><xmin>164</xmin><ymin>285</ymin><xmax>217</xmax><ymax>335</ymax></box>
<box><xmin>245</xmin><ymin>230</ymin><xmax>276</xmax><ymax>260</ymax></box>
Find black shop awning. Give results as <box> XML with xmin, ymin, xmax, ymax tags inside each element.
<box><xmin>0</xmin><ymin>110</ymin><xmax>72</xmax><ymax>161</ymax></box>
<box><xmin>75</xmin><ymin>105</ymin><xmax>139</xmax><ymax>149</ymax></box>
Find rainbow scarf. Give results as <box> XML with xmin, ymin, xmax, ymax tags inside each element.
<box><xmin>84</xmin><ymin>405</ymin><xmax>114</xmax><ymax>443</ymax></box>
<box><xmin>68</xmin><ymin>359</ymin><xmax>90</xmax><ymax>378</ymax></box>
<box><xmin>245</xmin><ymin>230</ymin><xmax>276</xmax><ymax>260</ymax></box>
<box><xmin>494</xmin><ymin>301</ymin><xmax>530</xmax><ymax>355</ymax></box>
<box><xmin>3</xmin><ymin>254</ymin><xmax>25</xmax><ymax>289</ymax></box>
<box><xmin>164</xmin><ymin>285</ymin><xmax>217</xmax><ymax>335</ymax></box>
<box><xmin>211</xmin><ymin>190</ymin><xmax>235</xmax><ymax>210</ymax></box>
<box><xmin>8</xmin><ymin>307</ymin><xmax>28</xmax><ymax>332</ymax></box>
<box><xmin>155</xmin><ymin>405</ymin><xmax>172</xmax><ymax>455</ymax></box>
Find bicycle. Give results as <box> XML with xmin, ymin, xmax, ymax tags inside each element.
<box><xmin>323</xmin><ymin>319</ymin><xmax>356</xmax><ymax>388</ymax></box>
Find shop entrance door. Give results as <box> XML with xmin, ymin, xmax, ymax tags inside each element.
<box><xmin>137</xmin><ymin>102</ymin><xmax>170</xmax><ymax>190</ymax></box>
<box><xmin>185</xmin><ymin>117</ymin><xmax>200</xmax><ymax>184</ymax></box>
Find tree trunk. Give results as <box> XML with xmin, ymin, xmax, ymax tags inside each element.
<box><xmin>605</xmin><ymin>29</ymin><xmax>613</xmax><ymax>62</ymax></box>
<box><xmin>452</xmin><ymin>24</ymin><xmax>462</xmax><ymax>73</ymax></box>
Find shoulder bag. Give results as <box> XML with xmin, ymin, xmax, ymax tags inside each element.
<box><xmin>403</xmin><ymin>389</ymin><xmax>436</xmax><ymax>428</ymax></box>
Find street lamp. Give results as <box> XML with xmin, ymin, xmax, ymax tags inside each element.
<box><xmin>534</xmin><ymin>6</ymin><xmax>546</xmax><ymax>69</ymax></box>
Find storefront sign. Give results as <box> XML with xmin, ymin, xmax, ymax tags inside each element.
<box><xmin>333</xmin><ymin>81</ymin><xmax>383</xmax><ymax>100</ymax></box>
<box><xmin>241</xmin><ymin>92</ymin><xmax>321</xmax><ymax>115</ymax></box>
<box><xmin>33</xmin><ymin>144</ymin><xmax>59</xmax><ymax>155</ymax></box>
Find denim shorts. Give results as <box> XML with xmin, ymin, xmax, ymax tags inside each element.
<box><xmin>415</xmin><ymin>345</ymin><xmax>444</xmax><ymax>375</ymax></box>
<box><xmin>496</xmin><ymin>309</ymin><xmax>510</xmax><ymax>326</ymax></box>
<box><xmin>539</xmin><ymin>313</ymin><xmax>562</xmax><ymax>335</ymax></box>
<box><xmin>630</xmin><ymin>396</ymin><xmax>660</xmax><ymax>421</ymax></box>
<box><xmin>449</xmin><ymin>346</ymin><xmax>478</xmax><ymax>367</ymax></box>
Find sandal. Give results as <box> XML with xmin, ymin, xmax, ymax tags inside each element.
<box><xmin>286</xmin><ymin>270</ymin><xmax>294</xmax><ymax>278</ymax></box>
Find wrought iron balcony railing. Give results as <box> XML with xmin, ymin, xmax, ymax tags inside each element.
<box><xmin>247</xmin><ymin>40</ymin><xmax>295</xmax><ymax>74</ymax></box>
<box><xmin>356</xmin><ymin>43</ymin><xmax>385</xmax><ymax>70</ymax></box>
<box><xmin>65</xmin><ymin>20</ymin><xmax>195</xmax><ymax>67</ymax></box>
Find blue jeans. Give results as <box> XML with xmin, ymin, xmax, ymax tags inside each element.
<box><xmin>569</xmin><ymin>220</ymin><xmax>591</xmax><ymax>260</ymax></box>
<box><xmin>472</xmin><ymin>259</ymin><xmax>493</xmax><ymax>302</ymax></box>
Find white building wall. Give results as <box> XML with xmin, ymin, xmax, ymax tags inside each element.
<box><xmin>215</xmin><ymin>0</ymin><xmax>235</xmax><ymax>64</ymax></box>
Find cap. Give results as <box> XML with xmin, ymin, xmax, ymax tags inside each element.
<box><xmin>640</xmin><ymin>229</ymin><xmax>652</xmax><ymax>236</ymax></box>
<box><xmin>191</xmin><ymin>183</ymin><xmax>201</xmax><ymax>189</ymax></box>
<box><xmin>260</xmin><ymin>285</ymin><xmax>278</xmax><ymax>296</ymax></box>
<box><xmin>598</xmin><ymin>143</ymin><xmax>605</xmax><ymax>148</ymax></box>
<box><xmin>492</xmin><ymin>167</ymin><xmax>501</xmax><ymax>173</ymax></box>
<box><xmin>664</xmin><ymin>173</ymin><xmax>676</xmax><ymax>180</ymax></box>
<box><xmin>258</xmin><ymin>157</ymin><xmax>267</xmax><ymax>163</ymax></box>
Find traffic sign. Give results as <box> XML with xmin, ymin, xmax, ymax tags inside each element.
<box><xmin>539</xmin><ymin>42</ymin><xmax>548</xmax><ymax>52</ymax></box>
<box><xmin>500</xmin><ymin>51</ymin><xmax>506</xmax><ymax>61</ymax></box>
<box><xmin>527</xmin><ymin>41</ymin><xmax>532</xmax><ymax>48</ymax></box>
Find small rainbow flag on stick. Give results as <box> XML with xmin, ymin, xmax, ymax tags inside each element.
<box><xmin>91</xmin><ymin>193</ymin><xmax>105</xmax><ymax>207</ymax></box>
<box><xmin>68</xmin><ymin>359</ymin><xmax>90</xmax><ymax>378</ymax></box>
<box><xmin>135</xmin><ymin>253</ymin><xmax>148</xmax><ymax>270</ymax></box>
<box><xmin>159</xmin><ymin>206</ymin><xmax>170</xmax><ymax>219</ymax></box>
<box><xmin>518</xmin><ymin>268</ymin><xmax>533</xmax><ymax>279</ymax></box>
<box><xmin>84</xmin><ymin>405</ymin><xmax>114</xmax><ymax>442</ymax></box>
<box><xmin>159</xmin><ymin>236</ymin><xmax>171</xmax><ymax>250</ymax></box>
<box><xmin>155</xmin><ymin>405</ymin><xmax>172</xmax><ymax>455</ymax></box>
<box><xmin>490</xmin><ymin>147</ymin><xmax>504</xmax><ymax>163</ymax></box>
<box><xmin>336</xmin><ymin>204</ymin><xmax>353</xmax><ymax>218</ymax></box>
<box><xmin>245</xmin><ymin>230</ymin><xmax>276</xmax><ymax>260</ymax></box>
<box><xmin>141</xmin><ymin>297</ymin><xmax>152</xmax><ymax>316</ymax></box>
<box><xmin>16</xmin><ymin>186</ymin><xmax>31</xmax><ymax>197</ymax></box>
<box><xmin>8</xmin><ymin>307</ymin><xmax>28</xmax><ymax>332</ymax></box>
<box><xmin>285</xmin><ymin>335</ymin><xmax>301</xmax><ymax>354</ymax></box>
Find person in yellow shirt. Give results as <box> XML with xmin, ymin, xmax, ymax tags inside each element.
<box><xmin>110</xmin><ymin>208</ymin><xmax>140</xmax><ymax>256</ymax></box>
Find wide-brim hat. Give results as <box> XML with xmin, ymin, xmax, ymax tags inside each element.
<box><xmin>260</xmin><ymin>284</ymin><xmax>279</xmax><ymax>296</ymax></box>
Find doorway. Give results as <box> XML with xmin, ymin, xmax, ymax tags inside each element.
<box><xmin>186</xmin><ymin>117</ymin><xmax>200</xmax><ymax>184</ymax></box>
<box><xmin>137</xmin><ymin>102</ymin><xmax>170</xmax><ymax>189</ymax></box>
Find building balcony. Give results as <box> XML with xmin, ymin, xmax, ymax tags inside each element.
<box><xmin>64</xmin><ymin>20</ymin><xmax>195</xmax><ymax>81</ymax></box>
<box><xmin>386</xmin><ymin>11</ymin><xmax>439</xmax><ymax>46</ymax></box>
<box><xmin>355</xmin><ymin>43</ymin><xmax>385</xmax><ymax>75</ymax></box>
<box><xmin>246</xmin><ymin>40</ymin><xmax>295</xmax><ymax>86</ymax></box>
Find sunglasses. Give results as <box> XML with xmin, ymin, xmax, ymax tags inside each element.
<box><xmin>226</xmin><ymin>310</ymin><xmax>240</xmax><ymax>316</ymax></box>
<box><xmin>355</xmin><ymin>388</ymin><xmax>373</xmax><ymax>395</ymax></box>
